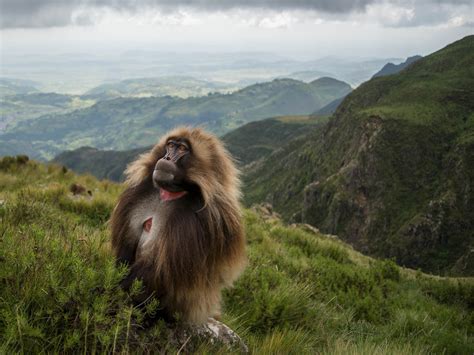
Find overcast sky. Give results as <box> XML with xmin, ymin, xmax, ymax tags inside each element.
<box><xmin>0</xmin><ymin>0</ymin><xmax>473</xmax><ymax>59</ymax></box>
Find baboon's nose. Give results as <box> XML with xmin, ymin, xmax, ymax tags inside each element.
<box><xmin>153</xmin><ymin>159</ymin><xmax>178</xmax><ymax>186</ymax></box>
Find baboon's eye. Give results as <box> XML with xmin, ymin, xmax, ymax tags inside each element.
<box><xmin>166</xmin><ymin>142</ymin><xmax>174</xmax><ymax>150</ymax></box>
<box><xmin>178</xmin><ymin>144</ymin><xmax>187</xmax><ymax>153</ymax></box>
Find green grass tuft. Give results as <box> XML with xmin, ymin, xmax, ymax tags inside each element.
<box><xmin>0</xmin><ymin>159</ymin><xmax>473</xmax><ymax>353</ymax></box>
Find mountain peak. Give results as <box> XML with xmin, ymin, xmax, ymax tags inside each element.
<box><xmin>310</xmin><ymin>76</ymin><xmax>346</xmax><ymax>85</ymax></box>
<box><xmin>372</xmin><ymin>55</ymin><xmax>422</xmax><ymax>78</ymax></box>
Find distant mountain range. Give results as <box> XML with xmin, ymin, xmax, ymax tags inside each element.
<box><xmin>0</xmin><ymin>77</ymin><xmax>351</xmax><ymax>160</ymax></box>
<box><xmin>286</xmin><ymin>57</ymin><xmax>403</xmax><ymax>85</ymax></box>
<box><xmin>372</xmin><ymin>55</ymin><xmax>422</xmax><ymax>78</ymax></box>
<box><xmin>0</xmin><ymin>78</ymin><xmax>40</xmax><ymax>96</ymax></box>
<box><xmin>83</xmin><ymin>76</ymin><xmax>238</xmax><ymax>100</ymax></box>
<box><xmin>52</xmin><ymin>115</ymin><xmax>329</xmax><ymax>181</ymax></box>
<box><xmin>2</xmin><ymin>50</ymin><xmax>400</xmax><ymax>94</ymax></box>
<box><xmin>0</xmin><ymin>92</ymin><xmax>95</xmax><ymax>133</ymax></box>
<box><xmin>242</xmin><ymin>36</ymin><xmax>473</xmax><ymax>276</ymax></box>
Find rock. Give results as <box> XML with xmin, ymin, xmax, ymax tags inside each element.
<box><xmin>198</xmin><ymin>318</ymin><xmax>248</xmax><ymax>352</ymax></box>
<box><xmin>173</xmin><ymin>318</ymin><xmax>248</xmax><ymax>353</ymax></box>
<box><xmin>251</xmin><ymin>203</ymin><xmax>281</xmax><ymax>220</ymax></box>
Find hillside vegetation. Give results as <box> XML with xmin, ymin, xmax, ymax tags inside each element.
<box><xmin>53</xmin><ymin>115</ymin><xmax>330</xmax><ymax>181</ymax></box>
<box><xmin>53</xmin><ymin>146</ymin><xmax>149</xmax><ymax>182</ymax></box>
<box><xmin>0</xmin><ymin>157</ymin><xmax>473</xmax><ymax>353</ymax></box>
<box><xmin>243</xmin><ymin>36</ymin><xmax>474</xmax><ymax>276</ymax></box>
<box><xmin>222</xmin><ymin>115</ymin><xmax>329</xmax><ymax>166</ymax></box>
<box><xmin>0</xmin><ymin>77</ymin><xmax>351</xmax><ymax>160</ymax></box>
<box><xmin>0</xmin><ymin>93</ymin><xmax>95</xmax><ymax>133</ymax></box>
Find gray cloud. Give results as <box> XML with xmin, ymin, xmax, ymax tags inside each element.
<box><xmin>0</xmin><ymin>0</ymin><xmax>472</xmax><ymax>28</ymax></box>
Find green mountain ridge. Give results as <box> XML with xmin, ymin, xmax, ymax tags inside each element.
<box><xmin>0</xmin><ymin>92</ymin><xmax>95</xmax><ymax>133</ymax></box>
<box><xmin>53</xmin><ymin>146</ymin><xmax>150</xmax><ymax>182</ymax></box>
<box><xmin>0</xmin><ymin>157</ymin><xmax>472</xmax><ymax>353</ymax></box>
<box><xmin>53</xmin><ymin>114</ymin><xmax>328</xmax><ymax>181</ymax></box>
<box><xmin>243</xmin><ymin>35</ymin><xmax>474</xmax><ymax>276</ymax></box>
<box><xmin>0</xmin><ymin>77</ymin><xmax>351</xmax><ymax>160</ymax></box>
<box><xmin>372</xmin><ymin>55</ymin><xmax>423</xmax><ymax>78</ymax></box>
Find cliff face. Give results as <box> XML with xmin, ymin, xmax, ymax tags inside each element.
<box><xmin>301</xmin><ymin>114</ymin><xmax>473</xmax><ymax>275</ymax></box>
<box><xmin>244</xmin><ymin>36</ymin><xmax>474</xmax><ymax>275</ymax></box>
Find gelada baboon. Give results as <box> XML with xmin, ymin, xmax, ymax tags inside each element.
<box><xmin>110</xmin><ymin>127</ymin><xmax>246</xmax><ymax>323</ymax></box>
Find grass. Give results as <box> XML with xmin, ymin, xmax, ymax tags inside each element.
<box><xmin>0</xmin><ymin>157</ymin><xmax>473</xmax><ymax>353</ymax></box>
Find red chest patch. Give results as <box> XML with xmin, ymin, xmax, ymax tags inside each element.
<box><xmin>143</xmin><ymin>217</ymin><xmax>153</xmax><ymax>233</ymax></box>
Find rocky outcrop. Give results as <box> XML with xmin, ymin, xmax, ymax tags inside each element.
<box><xmin>172</xmin><ymin>318</ymin><xmax>248</xmax><ymax>353</ymax></box>
<box><xmin>301</xmin><ymin>114</ymin><xmax>474</xmax><ymax>274</ymax></box>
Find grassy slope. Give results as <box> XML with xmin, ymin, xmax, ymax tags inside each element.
<box><xmin>0</xmin><ymin>157</ymin><xmax>472</xmax><ymax>354</ymax></box>
<box><xmin>1</xmin><ymin>77</ymin><xmax>351</xmax><ymax>160</ymax></box>
<box><xmin>243</xmin><ymin>36</ymin><xmax>474</xmax><ymax>276</ymax></box>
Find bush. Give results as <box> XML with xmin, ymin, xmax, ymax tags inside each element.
<box><xmin>0</xmin><ymin>156</ymin><xmax>16</xmax><ymax>170</ymax></box>
<box><xmin>16</xmin><ymin>155</ymin><xmax>29</xmax><ymax>165</ymax></box>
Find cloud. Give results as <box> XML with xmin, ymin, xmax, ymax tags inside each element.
<box><xmin>0</xmin><ymin>0</ymin><xmax>375</xmax><ymax>30</ymax></box>
<box><xmin>0</xmin><ymin>0</ymin><xmax>472</xmax><ymax>29</ymax></box>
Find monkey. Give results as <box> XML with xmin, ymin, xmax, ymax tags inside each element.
<box><xmin>110</xmin><ymin>127</ymin><xmax>246</xmax><ymax>324</ymax></box>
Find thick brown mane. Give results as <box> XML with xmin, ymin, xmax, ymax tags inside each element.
<box><xmin>110</xmin><ymin>127</ymin><xmax>246</xmax><ymax>323</ymax></box>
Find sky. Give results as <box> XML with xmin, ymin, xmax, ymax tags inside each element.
<box><xmin>0</xmin><ymin>0</ymin><xmax>472</xmax><ymax>60</ymax></box>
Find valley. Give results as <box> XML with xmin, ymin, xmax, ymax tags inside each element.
<box><xmin>51</xmin><ymin>36</ymin><xmax>474</xmax><ymax>277</ymax></box>
<box><xmin>0</xmin><ymin>77</ymin><xmax>351</xmax><ymax>160</ymax></box>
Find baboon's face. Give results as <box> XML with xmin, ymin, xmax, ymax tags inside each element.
<box><xmin>152</xmin><ymin>137</ymin><xmax>193</xmax><ymax>200</ymax></box>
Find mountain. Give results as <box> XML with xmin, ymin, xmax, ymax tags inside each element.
<box><xmin>52</xmin><ymin>115</ymin><xmax>330</xmax><ymax>181</ymax></box>
<box><xmin>313</xmin><ymin>95</ymin><xmax>348</xmax><ymax>115</ymax></box>
<box><xmin>1</xmin><ymin>157</ymin><xmax>472</xmax><ymax>353</ymax></box>
<box><xmin>0</xmin><ymin>96</ymin><xmax>177</xmax><ymax>160</ymax></box>
<box><xmin>0</xmin><ymin>78</ymin><xmax>39</xmax><ymax>96</ymax></box>
<box><xmin>222</xmin><ymin>115</ymin><xmax>329</xmax><ymax>167</ymax></box>
<box><xmin>372</xmin><ymin>55</ymin><xmax>423</xmax><ymax>78</ymax></box>
<box><xmin>243</xmin><ymin>36</ymin><xmax>474</xmax><ymax>276</ymax></box>
<box><xmin>283</xmin><ymin>70</ymin><xmax>333</xmax><ymax>82</ymax></box>
<box><xmin>1</xmin><ymin>77</ymin><xmax>351</xmax><ymax>160</ymax></box>
<box><xmin>83</xmin><ymin>76</ymin><xmax>237</xmax><ymax>100</ymax></box>
<box><xmin>0</xmin><ymin>92</ymin><xmax>95</xmax><ymax>133</ymax></box>
<box><xmin>307</xmin><ymin>77</ymin><xmax>352</xmax><ymax>102</ymax></box>
<box><xmin>53</xmin><ymin>146</ymin><xmax>149</xmax><ymax>181</ymax></box>
<box><xmin>304</xmin><ymin>57</ymin><xmax>403</xmax><ymax>86</ymax></box>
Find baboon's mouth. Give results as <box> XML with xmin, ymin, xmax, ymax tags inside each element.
<box><xmin>160</xmin><ymin>188</ymin><xmax>188</xmax><ymax>201</ymax></box>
